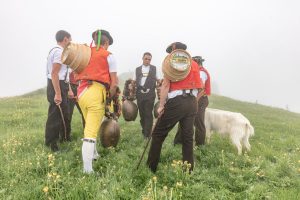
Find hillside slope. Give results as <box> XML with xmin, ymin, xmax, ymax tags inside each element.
<box><xmin>0</xmin><ymin>89</ymin><xmax>299</xmax><ymax>199</ymax></box>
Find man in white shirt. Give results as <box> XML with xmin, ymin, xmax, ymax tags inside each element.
<box><xmin>134</xmin><ymin>52</ymin><xmax>158</xmax><ymax>139</ymax></box>
<box><xmin>45</xmin><ymin>30</ymin><xmax>72</xmax><ymax>152</ymax></box>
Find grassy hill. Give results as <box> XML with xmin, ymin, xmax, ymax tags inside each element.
<box><xmin>0</xmin><ymin>89</ymin><xmax>299</xmax><ymax>199</ymax></box>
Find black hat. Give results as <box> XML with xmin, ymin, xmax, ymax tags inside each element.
<box><xmin>192</xmin><ymin>56</ymin><xmax>205</xmax><ymax>64</ymax></box>
<box><xmin>166</xmin><ymin>42</ymin><xmax>187</xmax><ymax>53</ymax></box>
<box><xmin>92</xmin><ymin>29</ymin><xmax>113</xmax><ymax>45</ymax></box>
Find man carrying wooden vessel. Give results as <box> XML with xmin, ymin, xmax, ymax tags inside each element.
<box><xmin>174</xmin><ymin>56</ymin><xmax>211</xmax><ymax>146</ymax></box>
<box><xmin>75</xmin><ymin>29</ymin><xmax>119</xmax><ymax>173</ymax></box>
<box><xmin>146</xmin><ymin>42</ymin><xmax>203</xmax><ymax>172</ymax></box>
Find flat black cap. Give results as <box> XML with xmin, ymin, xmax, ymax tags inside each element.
<box><xmin>192</xmin><ymin>56</ymin><xmax>205</xmax><ymax>64</ymax></box>
<box><xmin>92</xmin><ymin>29</ymin><xmax>113</xmax><ymax>45</ymax></box>
<box><xmin>166</xmin><ymin>42</ymin><xmax>187</xmax><ymax>53</ymax></box>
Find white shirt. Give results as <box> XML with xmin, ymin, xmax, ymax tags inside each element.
<box><xmin>46</xmin><ymin>45</ymin><xmax>69</xmax><ymax>82</ymax></box>
<box><xmin>200</xmin><ymin>71</ymin><xmax>208</xmax><ymax>84</ymax></box>
<box><xmin>168</xmin><ymin>89</ymin><xmax>198</xmax><ymax>99</ymax></box>
<box><xmin>107</xmin><ymin>54</ymin><xmax>117</xmax><ymax>73</ymax></box>
<box><xmin>133</xmin><ymin>65</ymin><xmax>159</xmax><ymax>86</ymax></box>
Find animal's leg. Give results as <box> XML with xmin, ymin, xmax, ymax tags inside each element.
<box><xmin>230</xmin><ymin>134</ymin><xmax>242</xmax><ymax>155</ymax></box>
<box><xmin>206</xmin><ymin>130</ymin><xmax>212</xmax><ymax>144</ymax></box>
<box><xmin>242</xmin><ymin>134</ymin><xmax>251</xmax><ymax>151</ymax></box>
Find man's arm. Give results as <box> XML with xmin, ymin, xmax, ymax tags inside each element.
<box><xmin>109</xmin><ymin>72</ymin><xmax>119</xmax><ymax>97</ymax></box>
<box><xmin>157</xmin><ymin>76</ymin><xmax>170</xmax><ymax>117</ymax></box>
<box><xmin>51</xmin><ymin>63</ymin><xmax>62</xmax><ymax>105</ymax></box>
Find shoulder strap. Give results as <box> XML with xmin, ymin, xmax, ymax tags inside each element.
<box><xmin>64</xmin><ymin>66</ymin><xmax>69</xmax><ymax>82</ymax></box>
<box><xmin>48</xmin><ymin>47</ymin><xmax>60</xmax><ymax>56</ymax></box>
<box><xmin>46</xmin><ymin>47</ymin><xmax>60</xmax><ymax>77</ymax></box>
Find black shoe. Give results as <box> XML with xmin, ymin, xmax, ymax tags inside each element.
<box><xmin>50</xmin><ymin>143</ymin><xmax>59</xmax><ymax>152</ymax></box>
<box><xmin>60</xmin><ymin>136</ymin><xmax>72</xmax><ymax>143</ymax></box>
<box><xmin>144</xmin><ymin>136</ymin><xmax>150</xmax><ymax>140</ymax></box>
<box><xmin>173</xmin><ymin>141</ymin><xmax>182</xmax><ymax>146</ymax></box>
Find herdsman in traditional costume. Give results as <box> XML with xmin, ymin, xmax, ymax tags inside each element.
<box><xmin>146</xmin><ymin>42</ymin><xmax>203</xmax><ymax>172</ymax></box>
<box><xmin>45</xmin><ymin>30</ymin><xmax>72</xmax><ymax>152</ymax></box>
<box><xmin>75</xmin><ymin>29</ymin><xmax>119</xmax><ymax>173</ymax></box>
<box><xmin>174</xmin><ymin>56</ymin><xmax>211</xmax><ymax>146</ymax></box>
<box><xmin>134</xmin><ymin>52</ymin><xmax>159</xmax><ymax>139</ymax></box>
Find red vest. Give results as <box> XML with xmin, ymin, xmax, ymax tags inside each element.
<box><xmin>75</xmin><ymin>47</ymin><xmax>111</xmax><ymax>85</ymax></box>
<box><xmin>200</xmin><ymin>67</ymin><xmax>211</xmax><ymax>95</ymax></box>
<box><xmin>169</xmin><ymin>60</ymin><xmax>202</xmax><ymax>91</ymax></box>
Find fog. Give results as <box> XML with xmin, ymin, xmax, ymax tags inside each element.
<box><xmin>0</xmin><ymin>0</ymin><xmax>299</xmax><ymax>112</ymax></box>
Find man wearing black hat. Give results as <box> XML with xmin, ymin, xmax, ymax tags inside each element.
<box><xmin>174</xmin><ymin>56</ymin><xmax>211</xmax><ymax>146</ymax></box>
<box><xmin>75</xmin><ymin>29</ymin><xmax>119</xmax><ymax>173</ymax></box>
<box><xmin>134</xmin><ymin>52</ymin><xmax>158</xmax><ymax>139</ymax></box>
<box><xmin>146</xmin><ymin>42</ymin><xmax>203</xmax><ymax>173</ymax></box>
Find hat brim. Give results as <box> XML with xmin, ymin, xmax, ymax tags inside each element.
<box><xmin>192</xmin><ymin>56</ymin><xmax>205</xmax><ymax>63</ymax></box>
<box><xmin>166</xmin><ymin>42</ymin><xmax>187</xmax><ymax>53</ymax></box>
<box><xmin>101</xmin><ymin>30</ymin><xmax>113</xmax><ymax>45</ymax></box>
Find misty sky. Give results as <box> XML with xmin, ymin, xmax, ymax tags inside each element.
<box><xmin>0</xmin><ymin>0</ymin><xmax>299</xmax><ymax>112</ymax></box>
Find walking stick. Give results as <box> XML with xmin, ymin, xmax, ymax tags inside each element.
<box><xmin>57</xmin><ymin>104</ymin><xmax>67</xmax><ymax>140</ymax></box>
<box><xmin>136</xmin><ymin>116</ymin><xmax>160</xmax><ymax>170</ymax></box>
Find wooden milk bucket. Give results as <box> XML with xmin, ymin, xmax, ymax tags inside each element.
<box><xmin>61</xmin><ymin>42</ymin><xmax>91</xmax><ymax>73</ymax></box>
<box><xmin>162</xmin><ymin>49</ymin><xmax>192</xmax><ymax>82</ymax></box>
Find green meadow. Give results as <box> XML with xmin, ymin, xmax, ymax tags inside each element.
<box><xmin>0</xmin><ymin>88</ymin><xmax>299</xmax><ymax>200</ymax></box>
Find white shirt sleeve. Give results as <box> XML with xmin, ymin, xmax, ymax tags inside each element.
<box><xmin>53</xmin><ymin>49</ymin><xmax>63</xmax><ymax>64</ymax></box>
<box><xmin>156</xmin><ymin>67</ymin><xmax>161</xmax><ymax>80</ymax></box>
<box><xmin>200</xmin><ymin>71</ymin><xmax>208</xmax><ymax>84</ymax></box>
<box><xmin>107</xmin><ymin>54</ymin><xmax>117</xmax><ymax>73</ymax></box>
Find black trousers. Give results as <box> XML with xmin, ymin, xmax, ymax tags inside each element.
<box><xmin>174</xmin><ymin>96</ymin><xmax>209</xmax><ymax>145</ymax></box>
<box><xmin>45</xmin><ymin>79</ymin><xmax>71</xmax><ymax>146</ymax></box>
<box><xmin>68</xmin><ymin>83</ymin><xmax>85</xmax><ymax>129</ymax></box>
<box><xmin>146</xmin><ymin>95</ymin><xmax>197</xmax><ymax>172</ymax></box>
<box><xmin>137</xmin><ymin>97</ymin><xmax>155</xmax><ymax>138</ymax></box>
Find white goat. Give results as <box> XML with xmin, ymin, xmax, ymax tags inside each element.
<box><xmin>205</xmin><ymin>108</ymin><xmax>255</xmax><ymax>155</ymax></box>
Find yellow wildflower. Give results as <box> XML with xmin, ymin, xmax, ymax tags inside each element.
<box><xmin>176</xmin><ymin>181</ymin><xmax>183</xmax><ymax>188</ymax></box>
<box><xmin>152</xmin><ymin>176</ymin><xmax>157</xmax><ymax>182</ymax></box>
<box><xmin>43</xmin><ymin>186</ymin><xmax>49</xmax><ymax>193</ymax></box>
<box><xmin>187</xmin><ymin>163</ymin><xmax>192</xmax><ymax>169</ymax></box>
<box><xmin>163</xmin><ymin>186</ymin><xmax>168</xmax><ymax>192</ymax></box>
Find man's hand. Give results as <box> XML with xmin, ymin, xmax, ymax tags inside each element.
<box><xmin>109</xmin><ymin>87</ymin><xmax>116</xmax><ymax>98</ymax></box>
<box><xmin>157</xmin><ymin>105</ymin><xmax>165</xmax><ymax>118</ymax></box>
<box><xmin>54</xmin><ymin>93</ymin><xmax>62</xmax><ymax>105</ymax></box>
<box><xmin>68</xmin><ymin>89</ymin><xmax>75</xmax><ymax>99</ymax></box>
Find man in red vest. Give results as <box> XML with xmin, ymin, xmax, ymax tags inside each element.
<box><xmin>174</xmin><ymin>56</ymin><xmax>211</xmax><ymax>146</ymax></box>
<box><xmin>146</xmin><ymin>42</ymin><xmax>203</xmax><ymax>173</ymax></box>
<box><xmin>75</xmin><ymin>29</ymin><xmax>119</xmax><ymax>173</ymax></box>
